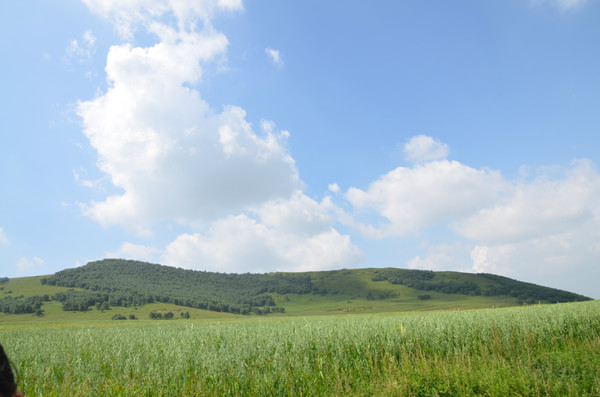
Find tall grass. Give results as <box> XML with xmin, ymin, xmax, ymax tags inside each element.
<box><xmin>2</xmin><ymin>301</ymin><xmax>599</xmax><ymax>396</ymax></box>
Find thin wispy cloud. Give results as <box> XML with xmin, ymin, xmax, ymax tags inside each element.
<box><xmin>0</xmin><ymin>227</ymin><xmax>8</xmax><ymax>244</ymax></box>
<box><xmin>265</xmin><ymin>47</ymin><xmax>284</xmax><ymax>66</ymax></box>
<box><xmin>17</xmin><ymin>256</ymin><xmax>44</xmax><ymax>274</ymax></box>
<box><xmin>65</xmin><ymin>30</ymin><xmax>96</xmax><ymax>63</ymax></box>
<box><xmin>531</xmin><ymin>0</ymin><xmax>590</xmax><ymax>10</ymax></box>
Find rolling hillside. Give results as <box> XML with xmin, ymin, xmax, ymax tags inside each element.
<box><xmin>0</xmin><ymin>259</ymin><xmax>591</xmax><ymax>321</ymax></box>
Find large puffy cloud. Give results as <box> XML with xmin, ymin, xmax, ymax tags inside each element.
<box><xmin>455</xmin><ymin>159</ymin><xmax>600</xmax><ymax>244</ymax></box>
<box><xmin>357</xmin><ymin>136</ymin><xmax>600</xmax><ymax>298</ymax></box>
<box><xmin>162</xmin><ymin>216</ymin><xmax>363</xmax><ymax>273</ymax></box>
<box><xmin>348</xmin><ymin>138</ymin><xmax>599</xmax><ymax>247</ymax></box>
<box><xmin>460</xmin><ymin>160</ymin><xmax>600</xmax><ymax>298</ymax></box>
<box><xmin>255</xmin><ymin>191</ymin><xmax>334</xmax><ymax>236</ymax></box>
<box><xmin>79</xmin><ymin>0</ymin><xmax>362</xmax><ymax>273</ymax></box>
<box><xmin>110</xmin><ymin>193</ymin><xmax>364</xmax><ymax>273</ymax></box>
<box><xmin>469</xmin><ymin>220</ymin><xmax>600</xmax><ymax>298</ymax></box>
<box><xmin>78</xmin><ymin>0</ymin><xmax>300</xmax><ymax>233</ymax></box>
<box><xmin>346</xmin><ymin>159</ymin><xmax>506</xmax><ymax>238</ymax></box>
<box><xmin>408</xmin><ymin>224</ymin><xmax>600</xmax><ymax>298</ymax></box>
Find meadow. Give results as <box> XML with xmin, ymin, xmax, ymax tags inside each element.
<box><xmin>1</xmin><ymin>300</ymin><xmax>599</xmax><ymax>396</ymax></box>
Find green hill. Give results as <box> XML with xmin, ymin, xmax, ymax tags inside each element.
<box><xmin>0</xmin><ymin>259</ymin><xmax>591</xmax><ymax>321</ymax></box>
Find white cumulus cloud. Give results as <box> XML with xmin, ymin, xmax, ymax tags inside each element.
<box><xmin>76</xmin><ymin>0</ymin><xmax>365</xmax><ymax>274</ymax></box>
<box><xmin>346</xmin><ymin>158</ymin><xmax>506</xmax><ymax>237</ymax></box>
<box><xmin>163</xmin><ymin>217</ymin><xmax>363</xmax><ymax>273</ymax></box>
<box><xmin>348</xmin><ymin>136</ymin><xmax>600</xmax><ymax>298</ymax></box>
<box><xmin>162</xmin><ymin>192</ymin><xmax>364</xmax><ymax>273</ymax></box>
<box><xmin>468</xmin><ymin>221</ymin><xmax>600</xmax><ymax>299</ymax></box>
<box><xmin>255</xmin><ymin>191</ymin><xmax>334</xmax><ymax>236</ymax></box>
<box><xmin>78</xmin><ymin>0</ymin><xmax>300</xmax><ymax>233</ymax></box>
<box><xmin>0</xmin><ymin>227</ymin><xmax>7</xmax><ymax>244</ymax></box>
<box><xmin>455</xmin><ymin>159</ymin><xmax>600</xmax><ymax>244</ymax></box>
<box><xmin>110</xmin><ymin>192</ymin><xmax>363</xmax><ymax>273</ymax></box>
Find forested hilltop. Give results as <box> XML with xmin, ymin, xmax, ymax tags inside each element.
<box><xmin>1</xmin><ymin>259</ymin><xmax>591</xmax><ymax>316</ymax></box>
<box><xmin>371</xmin><ymin>269</ymin><xmax>588</xmax><ymax>303</ymax></box>
<box><xmin>42</xmin><ymin>259</ymin><xmax>311</xmax><ymax>315</ymax></box>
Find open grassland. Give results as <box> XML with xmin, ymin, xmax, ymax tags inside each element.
<box><xmin>0</xmin><ymin>276</ymin><xmax>74</xmax><ymax>296</ymax></box>
<box><xmin>1</xmin><ymin>300</ymin><xmax>599</xmax><ymax>396</ymax></box>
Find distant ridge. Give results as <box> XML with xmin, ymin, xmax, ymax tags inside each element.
<box><xmin>27</xmin><ymin>259</ymin><xmax>589</xmax><ymax>316</ymax></box>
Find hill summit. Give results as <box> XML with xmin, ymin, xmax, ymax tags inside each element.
<box><xmin>25</xmin><ymin>259</ymin><xmax>589</xmax><ymax>316</ymax></box>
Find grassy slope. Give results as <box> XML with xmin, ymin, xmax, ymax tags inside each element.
<box><xmin>0</xmin><ymin>269</ymin><xmax>521</xmax><ymax>323</ymax></box>
<box><xmin>276</xmin><ymin>268</ymin><xmax>517</xmax><ymax>316</ymax></box>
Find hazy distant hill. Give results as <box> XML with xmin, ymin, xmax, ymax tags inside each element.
<box><xmin>1</xmin><ymin>259</ymin><xmax>591</xmax><ymax>317</ymax></box>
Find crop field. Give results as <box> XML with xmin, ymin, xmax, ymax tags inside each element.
<box><xmin>1</xmin><ymin>300</ymin><xmax>599</xmax><ymax>396</ymax></box>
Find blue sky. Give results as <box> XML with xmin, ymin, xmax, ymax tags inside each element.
<box><xmin>1</xmin><ymin>0</ymin><xmax>599</xmax><ymax>298</ymax></box>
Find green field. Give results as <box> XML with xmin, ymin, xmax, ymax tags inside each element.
<box><xmin>1</xmin><ymin>300</ymin><xmax>598</xmax><ymax>396</ymax></box>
